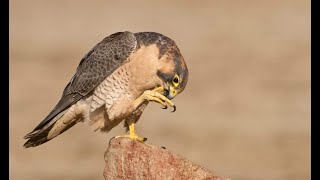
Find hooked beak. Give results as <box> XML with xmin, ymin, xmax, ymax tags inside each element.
<box><xmin>157</xmin><ymin>84</ymin><xmax>177</xmax><ymax>112</ymax></box>
<box><xmin>163</xmin><ymin>85</ymin><xmax>178</xmax><ymax>100</ymax></box>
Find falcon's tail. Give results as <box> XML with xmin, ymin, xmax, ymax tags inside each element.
<box><xmin>23</xmin><ymin>122</ymin><xmax>77</xmax><ymax>148</ymax></box>
<box><xmin>23</xmin><ymin>108</ymin><xmax>77</xmax><ymax>148</ymax></box>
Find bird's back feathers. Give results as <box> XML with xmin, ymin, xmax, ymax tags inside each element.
<box><xmin>24</xmin><ymin>31</ymin><xmax>137</xmax><ymax>148</ymax></box>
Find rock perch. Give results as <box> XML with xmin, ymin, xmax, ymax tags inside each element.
<box><xmin>104</xmin><ymin>137</ymin><xmax>229</xmax><ymax>180</ymax></box>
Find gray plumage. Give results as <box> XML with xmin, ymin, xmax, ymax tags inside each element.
<box><xmin>24</xmin><ymin>31</ymin><xmax>137</xmax><ymax>147</ymax></box>
<box><xmin>23</xmin><ymin>31</ymin><xmax>188</xmax><ymax>148</ymax></box>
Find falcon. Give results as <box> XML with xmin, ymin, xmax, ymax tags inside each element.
<box><xmin>24</xmin><ymin>31</ymin><xmax>188</xmax><ymax>148</ymax></box>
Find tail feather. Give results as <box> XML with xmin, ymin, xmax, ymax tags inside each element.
<box><xmin>23</xmin><ymin>108</ymin><xmax>77</xmax><ymax>148</ymax></box>
<box><xmin>23</xmin><ymin>121</ymin><xmax>77</xmax><ymax>148</ymax></box>
<box><xmin>24</xmin><ymin>130</ymin><xmax>40</xmax><ymax>139</ymax></box>
<box><xmin>23</xmin><ymin>123</ymin><xmax>55</xmax><ymax>148</ymax></box>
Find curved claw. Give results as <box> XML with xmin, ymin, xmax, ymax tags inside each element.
<box><xmin>171</xmin><ymin>105</ymin><xmax>176</xmax><ymax>112</ymax></box>
<box><xmin>161</xmin><ymin>105</ymin><xmax>168</xmax><ymax>109</ymax></box>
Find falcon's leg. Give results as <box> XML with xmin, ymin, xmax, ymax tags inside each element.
<box><xmin>115</xmin><ymin>87</ymin><xmax>175</xmax><ymax>142</ymax></box>
<box><xmin>116</xmin><ymin>118</ymin><xmax>146</xmax><ymax>142</ymax></box>
<box><xmin>133</xmin><ymin>88</ymin><xmax>176</xmax><ymax>111</ymax></box>
<box><xmin>126</xmin><ymin>118</ymin><xmax>147</xmax><ymax>142</ymax></box>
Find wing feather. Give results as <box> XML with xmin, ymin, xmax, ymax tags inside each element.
<box><xmin>28</xmin><ymin>31</ymin><xmax>137</xmax><ymax>133</ymax></box>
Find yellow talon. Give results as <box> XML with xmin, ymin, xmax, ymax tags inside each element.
<box><xmin>128</xmin><ymin>121</ymin><xmax>147</xmax><ymax>142</ymax></box>
<box><xmin>133</xmin><ymin>88</ymin><xmax>176</xmax><ymax>111</ymax></box>
<box><xmin>116</xmin><ymin>118</ymin><xmax>147</xmax><ymax>142</ymax></box>
<box><xmin>128</xmin><ymin>133</ymin><xmax>147</xmax><ymax>142</ymax></box>
<box><xmin>153</xmin><ymin>86</ymin><xmax>165</xmax><ymax>94</ymax></box>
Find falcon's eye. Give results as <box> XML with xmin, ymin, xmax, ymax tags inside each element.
<box><xmin>172</xmin><ymin>74</ymin><xmax>180</xmax><ymax>87</ymax></box>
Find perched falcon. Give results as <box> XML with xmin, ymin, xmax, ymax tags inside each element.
<box><xmin>23</xmin><ymin>31</ymin><xmax>188</xmax><ymax>148</ymax></box>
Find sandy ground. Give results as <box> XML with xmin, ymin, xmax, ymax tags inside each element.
<box><xmin>9</xmin><ymin>0</ymin><xmax>310</xmax><ymax>179</ymax></box>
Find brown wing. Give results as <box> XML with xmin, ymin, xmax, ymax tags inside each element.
<box><xmin>26</xmin><ymin>31</ymin><xmax>137</xmax><ymax>136</ymax></box>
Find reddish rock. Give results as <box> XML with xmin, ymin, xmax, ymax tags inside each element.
<box><xmin>104</xmin><ymin>137</ymin><xmax>229</xmax><ymax>180</ymax></box>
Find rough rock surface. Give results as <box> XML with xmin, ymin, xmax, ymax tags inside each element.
<box><xmin>104</xmin><ymin>137</ymin><xmax>229</xmax><ymax>180</ymax></box>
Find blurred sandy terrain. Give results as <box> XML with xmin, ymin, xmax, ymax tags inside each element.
<box><xmin>9</xmin><ymin>0</ymin><xmax>310</xmax><ymax>180</ymax></box>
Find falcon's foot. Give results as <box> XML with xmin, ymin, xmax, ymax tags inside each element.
<box><xmin>134</xmin><ymin>87</ymin><xmax>176</xmax><ymax>112</ymax></box>
<box><xmin>120</xmin><ymin>133</ymin><xmax>147</xmax><ymax>142</ymax></box>
<box><xmin>116</xmin><ymin>119</ymin><xmax>147</xmax><ymax>142</ymax></box>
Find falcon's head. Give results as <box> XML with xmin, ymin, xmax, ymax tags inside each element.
<box><xmin>157</xmin><ymin>49</ymin><xmax>189</xmax><ymax>100</ymax></box>
<box><xmin>135</xmin><ymin>32</ymin><xmax>189</xmax><ymax>100</ymax></box>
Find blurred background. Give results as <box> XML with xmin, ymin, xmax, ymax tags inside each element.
<box><xmin>9</xmin><ymin>0</ymin><xmax>310</xmax><ymax>179</ymax></box>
